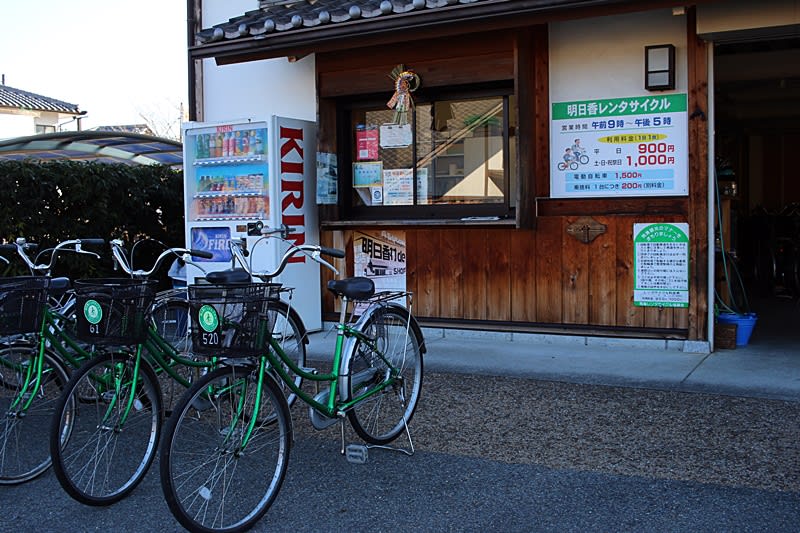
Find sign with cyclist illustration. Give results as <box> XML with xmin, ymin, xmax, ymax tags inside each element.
<box><xmin>550</xmin><ymin>93</ymin><xmax>688</xmax><ymax>198</ymax></box>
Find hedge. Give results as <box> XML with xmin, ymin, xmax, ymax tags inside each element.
<box><xmin>1</xmin><ymin>160</ymin><xmax>184</xmax><ymax>285</ymax></box>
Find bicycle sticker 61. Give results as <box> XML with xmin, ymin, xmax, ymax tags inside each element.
<box><xmin>83</xmin><ymin>300</ymin><xmax>103</xmax><ymax>334</ymax></box>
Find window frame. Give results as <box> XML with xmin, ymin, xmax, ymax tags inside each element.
<box><xmin>337</xmin><ymin>82</ymin><xmax>516</xmax><ymax>222</ymax></box>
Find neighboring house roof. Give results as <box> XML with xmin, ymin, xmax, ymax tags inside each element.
<box><xmin>91</xmin><ymin>124</ymin><xmax>156</xmax><ymax>136</ymax></box>
<box><xmin>0</xmin><ymin>131</ymin><xmax>182</xmax><ymax>167</ymax></box>
<box><xmin>193</xmin><ymin>0</ymin><xmax>683</xmax><ymax>62</ymax></box>
<box><xmin>0</xmin><ymin>84</ymin><xmax>84</xmax><ymax>115</ymax></box>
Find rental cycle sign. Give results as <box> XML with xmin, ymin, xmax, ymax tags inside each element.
<box><xmin>550</xmin><ymin>93</ymin><xmax>688</xmax><ymax>198</ymax></box>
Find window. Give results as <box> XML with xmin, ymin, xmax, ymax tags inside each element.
<box><xmin>35</xmin><ymin>124</ymin><xmax>56</xmax><ymax>134</ymax></box>
<box><xmin>340</xmin><ymin>85</ymin><xmax>517</xmax><ymax>220</ymax></box>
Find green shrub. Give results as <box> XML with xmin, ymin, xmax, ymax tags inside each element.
<box><xmin>0</xmin><ymin>160</ymin><xmax>184</xmax><ymax>286</ymax></box>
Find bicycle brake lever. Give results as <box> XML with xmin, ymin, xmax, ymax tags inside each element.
<box><xmin>312</xmin><ymin>251</ymin><xmax>339</xmax><ymax>276</ymax></box>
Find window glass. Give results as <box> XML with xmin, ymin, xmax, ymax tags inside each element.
<box><xmin>417</xmin><ymin>96</ymin><xmax>505</xmax><ymax>205</ymax></box>
<box><xmin>346</xmin><ymin>89</ymin><xmax>515</xmax><ymax>217</ymax></box>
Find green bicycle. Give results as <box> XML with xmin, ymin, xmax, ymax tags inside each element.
<box><xmin>159</xmin><ymin>226</ymin><xmax>425</xmax><ymax>533</ymax></box>
<box><xmin>1</xmin><ymin>237</ymin><xmax>106</xmax><ymax>485</ymax></box>
<box><xmin>47</xmin><ymin>239</ymin><xmax>218</xmax><ymax>505</ymax></box>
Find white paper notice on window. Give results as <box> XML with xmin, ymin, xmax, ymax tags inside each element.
<box><xmin>379</xmin><ymin>123</ymin><xmax>412</xmax><ymax>148</ymax></box>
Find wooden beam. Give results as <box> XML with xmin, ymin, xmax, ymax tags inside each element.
<box><xmin>686</xmin><ymin>6</ymin><xmax>710</xmax><ymax>341</ymax></box>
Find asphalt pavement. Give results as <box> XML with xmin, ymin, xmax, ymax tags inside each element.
<box><xmin>3</xmin><ymin>322</ymin><xmax>798</xmax><ymax>533</ymax></box>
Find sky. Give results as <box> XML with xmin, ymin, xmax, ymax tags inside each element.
<box><xmin>0</xmin><ymin>0</ymin><xmax>188</xmax><ymax>137</ymax></box>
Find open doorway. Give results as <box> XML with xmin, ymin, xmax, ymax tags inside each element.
<box><xmin>713</xmin><ymin>38</ymin><xmax>800</xmax><ymax>349</ymax></box>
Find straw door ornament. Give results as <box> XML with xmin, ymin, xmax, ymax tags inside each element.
<box><xmin>386</xmin><ymin>64</ymin><xmax>421</xmax><ymax>125</ymax></box>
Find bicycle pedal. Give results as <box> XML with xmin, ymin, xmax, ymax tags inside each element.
<box><xmin>345</xmin><ymin>444</ymin><xmax>368</xmax><ymax>464</ymax></box>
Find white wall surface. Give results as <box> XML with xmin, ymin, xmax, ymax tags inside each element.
<box><xmin>0</xmin><ymin>113</ymin><xmax>35</xmax><ymax>139</ymax></box>
<box><xmin>201</xmin><ymin>56</ymin><xmax>316</xmax><ymax>124</ymax></box>
<box><xmin>200</xmin><ymin>1</ymin><xmax>317</xmax><ymax>124</ymax></box>
<box><xmin>549</xmin><ymin>9</ymin><xmax>687</xmax><ymax>102</ymax></box>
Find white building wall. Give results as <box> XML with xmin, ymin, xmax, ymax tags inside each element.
<box><xmin>0</xmin><ymin>113</ymin><xmax>35</xmax><ymax>139</ymax></box>
<box><xmin>550</xmin><ymin>9</ymin><xmax>688</xmax><ymax>101</ymax></box>
<box><xmin>200</xmin><ymin>1</ymin><xmax>316</xmax><ymax>124</ymax></box>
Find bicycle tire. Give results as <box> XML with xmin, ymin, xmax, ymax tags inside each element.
<box><xmin>148</xmin><ymin>298</ymin><xmax>199</xmax><ymax>412</ymax></box>
<box><xmin>49</xmin><ymin>350</ymin><xmax>162</xmax><ymax>505</ymax></box>
<box><xmin>150</xmin><ymin>298</ymin><xmax>191</xmax><ymax>354</ymax></box>
<box><xmin>0</xmin><ymin>343</ymin><xmax>69</xmax><ymax>485</ymax></box>
<box><xmin>160</xmin><ymin>363</ymin><xmax>292</xmax><ymax>533</ymax></box>
<box><xmin>342</xmin><ymin>304</ymin><xmax>424</xmax><ymax>445</ymax></box>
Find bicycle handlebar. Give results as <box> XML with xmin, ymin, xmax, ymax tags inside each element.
<box><xmin>228</xmin><ymin>225</ymin><xmax>344</xmax><ymax>281</ymax></box>
<box><xmin>9</xmin><ymin>237</ymin><xmax>105</xmax><ymax>275</ymax></box>
<box><xmin>110</xmin><ymin>239</ymin><xmax>212</xmax><ymax>279</ymax></box>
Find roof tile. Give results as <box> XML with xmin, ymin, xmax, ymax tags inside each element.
<box><xmin>197</xmin><ymin>0</ymin><xmax>493</xmax><ymax>44</ymax></box>
<box><xmin>0</xmin><ymin>84</ymin><xmax>83</xmax><ymax>115</ymax></box>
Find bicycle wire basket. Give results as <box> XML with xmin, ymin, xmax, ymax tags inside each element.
<box><xmin>0</xmin><ymin>276</ymin><xmax>51</xmax><ymax>336</ymax></box>
<box><xmin>74</xmin><ymin>278</ymin><xmax>157</xmax><ymax>345</ymax></box>
<box><xmin>188</xmin><ymin>282</ymin><xmax>282</xmax><ymax>358</ymax></box>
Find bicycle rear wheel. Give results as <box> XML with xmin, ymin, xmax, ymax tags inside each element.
<box><xmin>160</xmin><ymin>363</ymin><xmax>292</xmax><ymax>533</ymax></box>
<box><xmin>49</xmin><ymin>350</ymin><xmax>162</xmax><ymax>505</ymax></box>
<box><xmin>343</xmin><ymin>305</ymin><xmax>424</xmax><ymax>445</ymax></box>
<box><xmin>0</xmin><ymin>343</ymin><xmax>69</xmax><ymax>484</ymax></box>
<box><xmin>151</xmin><ymin>298</ymin><xmax>190</xmax><ymax>354</ymax></box>
<box><xmin>148</xmin><ymin>298</ymin><xmax>199</xmax><ymax>412</ymax></box>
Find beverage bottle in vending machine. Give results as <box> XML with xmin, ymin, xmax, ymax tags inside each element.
<box><xmin>234</xmin><ymin>131</ymin><xmax>242</xmax><ymax>156</ymax></box>
<box><xmin>208</xmin><ymin>134</ymin><xmax>216</xmax><ymax>159</ymax></box>
<box><xmin>248</xmin><ymin>130</ymin><xmax>256</xmax><ymax>156</ymax></box>
<box><xmin>241</xmin><ymin>131</ymin><xmax>249</xmax><ymax>156</ymax></box>
<box><xmin>226</xmin><ymin>132</ymin><xmax>234</xmax><ymax>157</ymax></box>
<box><xmin>196</xmin><ymin>134</ymin><xmax>205</xmax><ymax>159</ymax></box>
<box><xmin>254</xmin><ymin>130</ymin><xmax>264</xmax><ymax>155</ymax></box>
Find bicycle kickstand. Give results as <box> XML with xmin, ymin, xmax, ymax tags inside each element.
<box><xmin>341</xmin><ymin>419</ymin><xmax>415</xmax><ymax>464</ymax></box>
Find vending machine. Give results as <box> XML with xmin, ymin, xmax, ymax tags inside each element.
<box><xmin>181</xmin><ymin>116</ymin><xmax>322</xmax><ymax>330</ymax></box>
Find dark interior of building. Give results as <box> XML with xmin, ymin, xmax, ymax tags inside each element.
<box><xmin>714</xmin><ymin>37</ymin><xmax>800</xmax><ymax>349</ymax></box>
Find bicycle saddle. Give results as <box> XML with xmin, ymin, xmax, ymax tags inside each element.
<box><xmin>205</xmin><ymin>268</ymin><xmax>251</xmax><ymax>285</ymax></box>
<box><xmin>48</xmin><ymin>277</ymin><xmax>72</xmax><ymax>297</ymax></box>
<box><xmin>327</xmin><ymin>277</ymin><xmax>375</xmax><ymax>300</ymax></box>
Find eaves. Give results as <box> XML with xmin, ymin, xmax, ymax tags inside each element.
<box><xmin>191</xmin><ymin>0</ymin><xmax>697</xmax><ymax>65</ymax></box>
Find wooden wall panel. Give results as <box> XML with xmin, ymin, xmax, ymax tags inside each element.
<box><xmin>439</xmin><ymin>229</ymin><xmax>464</xmax><ymax>319</ymax></box>
<box><xmin>405</xmin><ymin>230</ymin><xmax>419</xmax><ymax>312</ymax></box>
<box><xmin>415</xmin><ymin>229</ymin><xmax>441</xmax><ymax>318</ymax></box>
<box><xmin>487</xmin><ymin>230</ymin><xmax>512</xmax><ymax>321</ymax></box>
<box><xmin>322</xmin><ymin>217</ymin><xmax>690</xmax><ymax>336</ymax></box>
<box><xmin>463</xmin><ymin>229</ymin><xmax>488</xmax><ymax>320</ymax></box>
<box><xmin>510</xmin><ymin>229</ymin><xmax>537</xmax><ymax>322</ymax></box>
<box><xmin>615</xmin><ymin>217</ymin><xmax>642</xmax><ymax>327</ymax></box>
<box><xmin>589</xmin><ymin>216</ymin><xmax>617</xmax><ymax>326</ymax></box>
<box><xmin>535</xmin><ymin>217</ymin><xmax>563</xmax><ymax>322</ymax></box>
<box><xmin>561</xmin><ymin>217</ymin><xmax>589</xmax><ymax>324</ymax></box>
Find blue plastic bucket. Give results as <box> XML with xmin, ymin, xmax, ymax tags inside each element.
<box><xmin>716</xmin><ymin>312</ymin><xmax>758</xmax><ymax>346</ymax></box>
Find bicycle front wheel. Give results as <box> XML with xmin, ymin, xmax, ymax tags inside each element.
<box><xmin>343</xmin><ymin>305</ymin><xmax>424</xmax><ymax>445</ymax></box>
<box><xmin>160</xmin><ymin>364</ymin><xmax>292</xmax><ymax>533</ymax></box>
<box><xmin>0</xmin><ymin>343</ymin><xmax>69</xmax><ymax>484</ymax></box>
<box><xmin>267</xmin><ymin>300</ymin><xmax>306</xmax><ymax>407</ymax></box>
<box><xmin>49</xmin><ymin>351</ymin><xmax>162</xmax><ymax>505</ymax></box>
